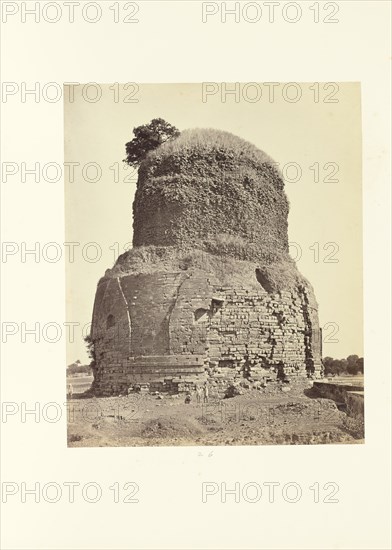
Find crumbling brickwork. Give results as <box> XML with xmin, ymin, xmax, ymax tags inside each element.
<box><xmin>91</xmin><ymin>270</ymin><xmax>322</xmax><ymax>395</ymax></box>
<box><xmin>133</xmin><ymin>129</ymin><xmax>289</xmax><ymax>258</ymax></box>
<box><xmin>90</xmin><ymin>129</ymin><xmax>322</xmax><ymax>395</ymax></box>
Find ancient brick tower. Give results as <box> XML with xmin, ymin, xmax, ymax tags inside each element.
<box><xmin>90</xmin><ymin>129</ymin><xmax>322</xmax><ymax>395</ymax></box>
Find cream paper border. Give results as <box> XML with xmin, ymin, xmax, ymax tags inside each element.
<box><xmin>1</xmin><ymin>1</ymin><xmax>391</xmax><ymax>549</ymax></box>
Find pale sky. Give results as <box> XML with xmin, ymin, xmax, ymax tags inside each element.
<box><xmin>65</xmin><ymin>83</ymin><xmax>362</xmax><ymax>364</ymax></box>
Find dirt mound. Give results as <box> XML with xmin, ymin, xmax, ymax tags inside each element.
<box><xmin>141</xmin><ymin>416</ymin><xmax>204</xmax><ymax>439</ymax></box>
<box><xmin>67</xmin><ymin>393</ymin><xmax>363</xmax><ymax>447</ymax></box>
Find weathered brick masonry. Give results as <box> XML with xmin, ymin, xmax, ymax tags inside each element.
<box><xmin>91</xmin><ymin>269</ymin><xmax>322</xmax><ymax>395</ymax></box>
<box><xmin>90</xmin><ymin>129</ymin><xmax>323</xmax><ymax>395</ymax></box>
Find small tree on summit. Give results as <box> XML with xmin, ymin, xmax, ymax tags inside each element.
<box><xmin>124</xmin><ymin>118</ymin><xmax>180</xmax><ymax>168</ymax></box>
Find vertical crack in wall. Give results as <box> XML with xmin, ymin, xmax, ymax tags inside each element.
<box><xmin>117</xmin><ymin>277</ymin><xmax>132</xmax><ymax>343</ymax></box>
<box><xmin>166</xmin><ymin>273</ymin><xmax>191</xmax><ymax>352</ymax></box>
<box><xmin>91</xmin><ymin>279</ymin><xmax>111</xmax><ymax>339</ymax></box>
<box><xmin>270</xmin><ymin>307</ymin><xmax>284</xmax><ymax>367</ymax></box>
<box><xmin>299</xmin><ymin>285</ymin><xmax>314</xmax><ymax>374</ymax></box>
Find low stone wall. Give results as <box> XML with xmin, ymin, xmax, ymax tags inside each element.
<box><xmin>313</xmin><ymin>381</ymin><xmax>365</xmax><ymax>420</ymax></box>
<box><xmin>313</xmin><ymin>381</ymin><xmax>364</xmax><ymax>403</ymax></box>
<box><xmin>346</xmin><ymin>391</ymin><xmax>364</xmax><ymax>419</ymax></box>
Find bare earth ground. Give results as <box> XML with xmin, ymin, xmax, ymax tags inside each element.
<box><xmin>67</xmin><ymin>379</ymin><xmax>364</xmax><ymax>447</ymax></box>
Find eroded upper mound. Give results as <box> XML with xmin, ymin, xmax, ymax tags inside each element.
<box><xmin>145</xmin><ymin>128</ymin><xmax>276</xmax><ymax>168</ymax></box>
<box><xmin>132</xmin><ymin>128</ymin><xmax>289</xmax><ymax>256</ymax></box>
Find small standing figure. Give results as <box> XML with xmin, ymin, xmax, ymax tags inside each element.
<box><xmin>67</xmin><ymin>383</ymin><xmax>73</xmax><ymax>399</ymax></box>
<box><xmin>203</xmin><ymin>382</ymin><xmax>209</xmax><ymax>403</ymax></box>
<box><xmin>185</xmin><ymin>392</ymin><xmax>192</xmax><ymax>404</ymax></box>
<box><xmin>195</xmin><ymin>385</ymin><xmax>202</xmax><ymax>404</ymax></box>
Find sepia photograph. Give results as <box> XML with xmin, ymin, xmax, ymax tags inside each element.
<box><xmin>65</xmin><ymin>82</ymin><xmax>364</xmax><ymax>447</ymax></box>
